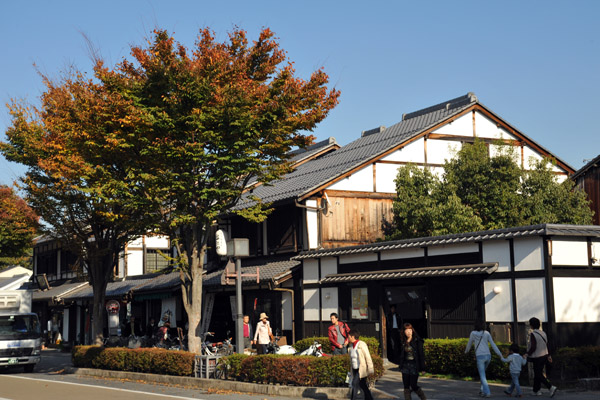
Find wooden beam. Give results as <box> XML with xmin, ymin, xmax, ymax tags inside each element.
<box><xmin>376</xmin><ymin>160</ymin><xmax>445</xmax><ymax>168</ymax></box>
<box><xmin>324</xmin><ymin>190</ymin><xmax>396</xmax><ymax>199</ymax></box>
<box><xmin>373</xmin><ymin>162</ymin><xmax>377</xmax><ymax>192</ymax></box>
<box><xmin>427</xmin><ymin>133</ymin><xmax>522</xmax><ymax>146</ymax></box>
<box><xmin>472</xmin><ymin>110</ymin><xmax>476</xmax><ymax>137</ymax></box>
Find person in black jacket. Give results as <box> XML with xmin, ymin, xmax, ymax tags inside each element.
<box><xmin>386</xmin><ymin>304</ymin><xmax>403</xmax><ymax>363</ymax></box>
<box><xmin>398</xmin><ymin>323</ymin><xmax>426</xmax><ymax>400</ymax></box>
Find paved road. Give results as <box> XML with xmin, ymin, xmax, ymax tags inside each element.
<box><xmin>0</xmin><ymin>349</ymin><xmax>295</xmax><ymax>400</ymax></box>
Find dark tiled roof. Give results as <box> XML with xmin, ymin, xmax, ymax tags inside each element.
<box><xmin>288</xmin><ymin>137</ymin><xmax>339</xmax><ymax>164</ymax></box>
<box><xmin>203</xmin><ymin>256</ymin><xmax>300</xmax><ymax>287</ymax></box>
<box><xmin>294</xmin><ymin>224</ymin><xmax>600</xmax><ymax>259</ymax></box>
<box><xmin>32</xmin><ymin>280</ymin><xmax>88</xmax><ymax>302</ymax></box>
<box><xmin>62</xmin><ymin>274</ymin><xmax>166</xmax><ymax>300</ymax></box>
<box><xmin>572</xmin><ymin>153</ymin><xmax>600</xmax><ymax>180</ymax></box>
<box><xmin>234</xmin><ymin>94</ymin><xmax>477</xmax><ymax>209</ymax></box>
<box><xmin>320</xmin><ymin>263</ymin><xmax>498</xmax><ymax>283</ymax></box>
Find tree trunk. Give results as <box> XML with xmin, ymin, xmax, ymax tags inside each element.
<box><xmin>88</xmin><ymin>250</ymin><xmax>114</xmax><ymax>345</ymax></box>
<box><xmin>180</xmin><ymin>224</ymin><xmax>206</xmax><ymax>354</ymax></box>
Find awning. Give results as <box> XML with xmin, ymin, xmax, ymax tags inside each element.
<box><xmin>320</xmin><ymin>262</ymin><xmax>498</xmax><ymax>283</ymax></box>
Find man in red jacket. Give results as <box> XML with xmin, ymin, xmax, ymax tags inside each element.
<box><xmin>328</xmin><ymin>312</ymin><xmax>350</xmax><ymax>355</ymax></box>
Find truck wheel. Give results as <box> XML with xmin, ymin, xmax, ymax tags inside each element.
<box><xmin>24</xmin><ymin>364</ymin><xmax>35</xmax><ymax>373</ymax></box>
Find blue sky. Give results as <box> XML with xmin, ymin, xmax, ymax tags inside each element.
<box><xmin>1</xmin><ymin>1</ymin><xmax>599</xmax><ymax>187</ymax></box>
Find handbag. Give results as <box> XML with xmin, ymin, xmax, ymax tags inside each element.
<box><xmin>345</xmin><ymin>371</ymin><xmax>353</xmax><ymax>386</ymax></box>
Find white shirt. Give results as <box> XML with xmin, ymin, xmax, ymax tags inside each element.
<box><xmin>349</xmin><ymin>343</ymin><xmax>359</xmax><ymax>369</ymax></box>
<box><xmin>392</xmin><ymin>314</ymin><xmax>398</xmax><ymax>329</ymax></box>
<box><xmin>465</xmin><ymin>330</ymin><xmax>503</xmax><ymax>357</ymax></box>
<box><xmin>253</xmin><ymin>320</ymin><xmax>272</xmax><ymax>344</ymax></box>
<box><xmin>502</xmin><ymin>353</ymin><xmax>527</xmax><ymax>374</ymax></box>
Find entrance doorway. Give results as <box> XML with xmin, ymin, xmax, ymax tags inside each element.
<box><xmin>384</xmin><ymin>285</ymin><xmax>428</xmax><ymax>338</ymax></box>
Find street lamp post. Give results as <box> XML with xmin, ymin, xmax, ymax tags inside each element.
<box><xmin>227</xmin><ymin>238</ymin><xmax>249</xmax><ymax>355</ymax></box>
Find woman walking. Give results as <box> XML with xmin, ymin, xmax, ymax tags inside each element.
<box><xmin>398</xmin><ymin>323</ymin><xmax>426</xmax><ymax>400</ymax></box>
<box><xmin>348</xmin><ymin>329</ymin><xmax>374</xmax><ymax>400</ymax></box>
<box><xmin>526</xmin><ymin>317</ymin><xmax>557</xmax><ymax>397</ymax></box>
<box><xmin>464</xmin><ymin>320</ymin><xmax>503</xmax><ymax>398</ymax></box>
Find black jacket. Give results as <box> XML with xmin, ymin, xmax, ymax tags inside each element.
<box><xmin>398</xmin><ymin>337</ymin><xmax>426</xmax><ymax>372</ymax></box>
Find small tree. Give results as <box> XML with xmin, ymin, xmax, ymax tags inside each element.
<box><xmin>0</xmin><ymin>186</ymin><xmax>38</xmax><ymax>266</ymax></box>
<box><xmin>97</xmin><ymin>28</ymin><xmax>340</xmax><ymax>353</ymax></box>
<box><xmin>386</xmin><ymin>141</ymin><xmax>593</xmax><ymax>240</ymax></box>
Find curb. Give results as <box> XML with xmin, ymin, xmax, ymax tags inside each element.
<box><xmin>66</xmin><ymin>367</ymin><xmax>352</xmax><ymax>399</ymax></box>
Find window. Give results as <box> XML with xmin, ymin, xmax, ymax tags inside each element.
<box><xmin>351</xmin><ymin>288</ymin><xmax>368</xmax><ymax>320</ymax></box>
<box><xmin>145</xmin><ymin>249</ymin><xmax>170</xmax><ymax>273</ymax></box>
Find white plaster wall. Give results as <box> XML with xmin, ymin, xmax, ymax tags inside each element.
<box><xmin>339</xmin><ymin>253</ymin><xmax>378</xmax><ymax>264</ymax></box>
<box><xmin>553</xmin><ymin>277</ymin><xmax>600</xmax><ymax>322</ymax></box>
<box><xmin>381</xmin><ymin>138</ymin><xmax>425</xmax><ymax>163</ymax></box>
<box><xmin>428</xmin><ymin>243</ymin><xmax>479</xmax><ymax>256</ymax></box>
<box><xmin>321</xmin><ymin>257</ymin><xmax>338</xmax><ymax>278</ymax></box>
<box><xmin>551</xmin><ymin>239</ymin><xmax>589</xmax><ymax>266</ymax></box>
<box><xmin>593</xmin><ymin>242</ymin><xmax>600</xmax><ymax>266</ymax></box>
<box><xmin>306</xmin><ymin>199</ymin><xmax>319</xmax><ymax>250</ymax></box>
<box><xmin>303</xmin><ymin>288</ymin><xmax>320</xmax><ymax>321</ymax></box>
<box><xmin>303</xmin><ymin>259</ymin><xmax>319</xmax><ymax>283</ymax></box>
<box><xmin>281</xmin><ymin>291</ymin><xmax>293</xmax><ymax>330</ymax></box>
<box><xmin>128</xmin><ymin>237</ymin><xmax>144</xmax><ymax>248</ymax></box>
<box><xmin>321</xmin><ymin>287</ymin><xmax>339</xmax><ymax>320</ymax></box>
<box><xmin>145</xmin><ymin>235</ymin><xmax>170</xmax><ymax>248</ymax></box>
<box><xmin>381</xmin><ymin>247</ymin><xmax>425</xmax><ymax>261</ymax></box>
<box><xmin>484</xmin><ymin>279</ymin><xmax>513</xmax><ymax>321</ymax></box>
<box><xmin>432</xmin><ymin>113</ymin><xmax>473</xmax><ymax>136</ymax></box>
<box><xmin>523</xmin><ymin>147</ymin><xmax>544</xmax><ymax>168</ymax></box>
<box><xmin>474</xmin><ymin>112</ymin><xmax>515</xmax><ymax>139</ymax></box>
<box><xmin>514</xmin><ymin>237</ymin><xmax>544</xmax><ymax>271</ymax></box>
<box><xmin>327</xmin><ymin>164</ymin><xmax>373</xmax><ymax>191</ymax></box>
<box><xmin>127</xmin><ymin>249</ymin><xmax>144</xmax><ymax>276</ymax></box>
<box><xmin>429</xmin><ymin>166</ymin><xmax>445</xmax><ymax>178</ymax></box>
<box><xmin>482</xmin><ymin>240</ymin><xmax>511</xmax><ymax>272</ymax></box>
<box><xmin>515</xmin><ymin>278</ymin><xmax>547</xmax><ymax>322</ymax></box>
<box><xmin>161</xmin><ymin>297</ymin><xmax>177</xmax><ymax>327</ymax></box>
<box><xmin>489</xmin><ymin>144</ymin><xmax>520</xmax><ymax>163</ymax></box>
<box><xmin>375</xmin><ymin>162</ymin><xmax>401</xmax><ymax>193</ymax></box>
<box><xmin>427</xmin><ymin>139</ymin><xmax>461</xmax><ymax>164</ymax></box>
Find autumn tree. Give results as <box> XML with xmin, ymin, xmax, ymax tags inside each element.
<box><xmin>0</xmin><ymin>186</ymin><xmax>38</xmax><ymax>266</ymax></box>
<box><xmin>2</xmin><ymin>71</ymin><xmax>158</xmax><ymax>344</ymax></box>
<box><xmin>94</xmin><ymin>28</ymin><xmax>339</xmax><ymax>352</ymax></box>
<box><xmin>385</xmin><ymin>140</ymin><xmax>593</xmax><ymax>240</ymax></box>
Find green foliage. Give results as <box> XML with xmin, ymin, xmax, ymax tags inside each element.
<box><xmin>72</xmin><ymin>345</ymin><xmax>195</xmax><ymax>376</ymax></box>
<box><xmin>225</xmin><ymin>353</ymin><xmax>384</xmax><ymax>387</ymax></box>
<box><xmin>386</xmin><ymin>140</ymin><xmax>593</xmax><ymax>240</ymax></box>
<box><xmin>292</xmin><ymin>336</ymin><xmax>380</xmax><ymax>356</ymax></box>
<box><xmin>553</xmin><ymin>346</ymin><xmax>600</xmax><ymax>381</ymax></box>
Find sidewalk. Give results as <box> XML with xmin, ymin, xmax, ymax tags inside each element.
<box><xmin>373</xmin><ymin>363</ymin><xmax>600</xmax><ymax>400</ymax></box>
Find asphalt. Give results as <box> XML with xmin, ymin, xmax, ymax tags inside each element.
<box><xmin>23</xmin><ymin>350</ymin><xmax>600</xmax><ymax>399</ymax></box>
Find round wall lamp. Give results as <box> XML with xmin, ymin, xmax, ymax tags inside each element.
<box><xmin>493</xmin><ymin>286</ymin><xmax>503</xmax><ymax>295</ymax></box>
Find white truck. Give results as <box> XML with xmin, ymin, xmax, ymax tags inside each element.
<box><xmin>0</xmin><ymin>290</ymin><xmax>42</xmax><ymax>372</ymax></box>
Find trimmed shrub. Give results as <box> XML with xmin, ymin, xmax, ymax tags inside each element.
<box><xmin>224</xmin><ymin>353</ymin><xmax>384</xmax><ymax>387</ymax></box>
<box><xmin>293</xmin><ymin>336</ymin><xmax>380</xmax><ymax>356</ymax></box>
<box><xmin>553</xmin><ymin>346</ymin><xmax>600</xmax><ymax>381</ymax></box>
<box><xmin>72</xmin><ymin>346</ymin><xmax>195</xmax><ymax>376</ymax></box>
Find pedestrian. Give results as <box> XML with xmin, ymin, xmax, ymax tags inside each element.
<box><xmin>328</xmin><ymin>312</ymin><xmax>350</xmax><ymax>355</ymax></box>
<box><xmin>242</xmin><ymin>314</ymin><xmax>253</xmax><ymax>350</ymax></box>
<box><xmin>387</xmin><ymin>304</ymin><xmax>402</xmax><ymax>363</ymax></box>
<box><xmin>526</xmin><ymin>317</ymin><xmax>557</xmax><ymax>397</ymax></box>
<box><xmin>145</xmin><ymin>317</ymin><xmax>157</xmax><ymax>338</ymax></box>
<box><xmin>348</xmin><ymin>329</ymin><xmax>374</xmax><ymax>400</ymax></box>
<box><xmin>501</xmin><ymin>343</ymin><xmax>527</xmax><ymax>398</ymax></box>
<box><xmin>398</xmin><ymin>323</ymin><xmax>426</xmax><ymax>400</ymax></box>
<box><xmin>464</xmin><ymin>320</ymin><xmax>503</xmax><ymax>398</ymax></box>
<box><xmin>253</xmin><ymin>312</ymin><xmax>272</xmax><ymax>354</ymax></box>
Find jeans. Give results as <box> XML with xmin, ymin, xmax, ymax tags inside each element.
<box><xmin>333</xmin><ymin>345</ymin><xmax>348</xmax><ymax>355</ymax></box>
<box><xmin>476</xmin><ymin>354</ymin><xmax>492</xmax><ymax>395</ymax></box>
<box><xmin>507</xmin><ymin>372</ymin><xmax>522</xmax><ymax>395</ymax></box>
<box><xmin>351</xmin><ymin>369</ymin><xmax>373</xmax><ymax>400</ymax></box>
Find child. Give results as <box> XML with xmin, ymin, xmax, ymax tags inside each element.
<box><xmin>501</xmin><ymin>343</ymin><xmax>527</xmax><ymax>397</ymax></box>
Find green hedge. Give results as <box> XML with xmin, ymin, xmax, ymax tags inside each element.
<box><xmin>72</xmin><ymin>346</ymin><xmax>195</xmax><ymax>376</ymax></box>
<box><xmin>220</xmin><ymin>353</ymin><xmax>384</xmax><ymax>387</ymax></box>
<box><xmin>293</xmin><ymin>336</ymin><xmax>381</xmax><ymax>356</ymax></box>
<box><xmin>424</xmin><ymin>338</ymin><xmax>517</xmax><ymax>381</ymax></box>
<box><xmin>553</xmin><ymin>346</ymin><xmax>600</xmax><ymax>381</ymax></box>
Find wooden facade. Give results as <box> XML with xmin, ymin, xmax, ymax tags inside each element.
<box><xmin>573</xmin><ymin>154</ymin><xmax>600</xmax><ymax>225</ymax></box>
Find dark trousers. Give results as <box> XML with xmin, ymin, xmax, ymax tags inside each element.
<box><xmin>531</xmin><ymin>356</ymin><xmax>552</xmax><ymax>392</ymax></box>
<box><xmin>351</xmin><ymin>369</ymin><xmax>373</xmax><ymax>400</ymax></box>
<box><xmin>402</xmin><ymin>372</ymin><xmax>420</xmax><ymax>391</ymax></box>
<box><xmin>389</xmin><ymin>328</ymin><xmax>401</xmax><ymax>362</ymax></box>
<box><xmin>257</xmin><ymin>344</ymin><xmax>267</xmax><ymax>354</ymax></box>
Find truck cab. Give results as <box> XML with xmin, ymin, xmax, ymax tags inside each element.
<box><xmin>0</xmin><ymin>291</ymin><xmax>42</xmax><ymax>372</ymax></box>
